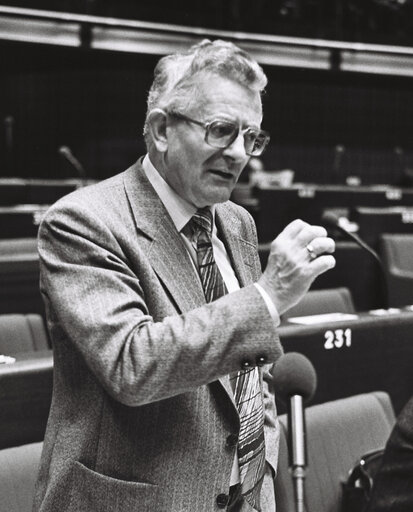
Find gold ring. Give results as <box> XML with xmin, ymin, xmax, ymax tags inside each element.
<box><xmin>306</xmin><ymin>243</ymin><xmax>317</xmax><ymax>260</ymax></box>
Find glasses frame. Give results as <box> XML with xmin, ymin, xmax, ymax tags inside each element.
<box><xmin>167</xmin><ymin>111</ymin><xmax>270</xmax><ymax>157</ymax></box>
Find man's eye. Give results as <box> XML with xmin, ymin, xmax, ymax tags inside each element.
<box><xmin>210</xmin><ymin>121</ymin><xmax>236</xmax><ymax>138</ymax></box>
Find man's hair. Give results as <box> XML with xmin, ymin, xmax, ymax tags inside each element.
<box><xmin>143</xmin><ymin>39</ymin><xmax>267</xmax><ymax>146</ymax></box>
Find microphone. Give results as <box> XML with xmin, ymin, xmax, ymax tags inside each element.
<box><xmin>332</xmin><ymin>144</ymin><xmax>345</xmax><ymax>184</ymax></box>
<box><xmin>395</xmin><ymin>146</ymin><xmax>413</xmax><ymax>186</ymax></box>
<box><xmin>321</xmin><ymin>211</ymin><xmax>382</xmax><ymax>266</ymax></box>
<box><xmin>58</xmin><ymin>145</ymin><xmax>87</xmax><ymax>186</ymax></box>
<box><xmin>272</xmin><ymin>352</ymin><xmax>317</xmax><ymax>512</ymax></box>
<box><xmin>4</xmin><ymin>116</ymin><xmax>14</xmax><ymax>175</ymax></box>
<box><xmin>322</xmin><ymin>211</ymin><xmax>389</xmax><ymax>308</ymax></box>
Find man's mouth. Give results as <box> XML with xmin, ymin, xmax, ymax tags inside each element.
<box><xmin>209</xmin><ymin>169</ymin><xmax>234</xmax><ymax>180</ymax></box>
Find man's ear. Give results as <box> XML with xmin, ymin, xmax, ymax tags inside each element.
<box><xmin>147</xmin><ymin>109</ymin><xmax>168</xmax><ymax>152</ymax></box>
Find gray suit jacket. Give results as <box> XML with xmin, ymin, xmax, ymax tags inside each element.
<box><xmin>33</xmin><ymin>160</ymin><xmax>283</xmax><ymax>512</ymax></box>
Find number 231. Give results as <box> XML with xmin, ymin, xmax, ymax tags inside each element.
<box><xmin>324</xmin><ymin>328</ymin><xmax>352</xmax><ymax>350</ymax></box>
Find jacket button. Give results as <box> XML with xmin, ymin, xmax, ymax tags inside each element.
<box><xmin>226</xmin><ymin>434</ymin><xmax>238</xmax><ymax>447</ymax></box>
<box><xmin>241</xmin><ymin>359</ymin><xmax>253</xmax><ymax>369</ymax></box>
<box><xmin>256</xmin><ymin>356</ymin><xmax>267</xmax><ymax>367</ymax></box>
<box><xmin>216</xmin><ymin>493</ymin><xmax>229</xmax><ymax>508</ymax></box>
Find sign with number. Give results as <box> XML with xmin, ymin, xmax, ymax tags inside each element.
<box><xmin>324</xmin><ymin>328</ymin><xmax>352</xmax><ymax>349</ymax></box>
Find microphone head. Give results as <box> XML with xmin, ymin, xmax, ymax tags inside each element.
<box><xmin>321</xmin><ymin>210</ymin><xmax>340</xmax><ymax>228</ymax></box>
<box><xmin>58</xmin><ymin>145</ymin><xmax>71</xmax><ymax>157</ymax></box>
<box><xmin>272</xmin><ymin>352</ymin><xmax>317</xmax><ymax>405</ymax></box>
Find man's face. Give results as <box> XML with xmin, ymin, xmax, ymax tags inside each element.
<box><xmin>161</xmin><ymin>75</ymin><xmax>263</xmax><ymax>208</ymax></box>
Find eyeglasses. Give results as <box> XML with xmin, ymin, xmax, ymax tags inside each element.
<box><xmin>168</xmin><ymin>111</ymin><xmax>270</xmax><ymax>157</ymax></box>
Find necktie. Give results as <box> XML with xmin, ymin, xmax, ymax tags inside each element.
<box><xmin>189</xmin><ymin>207</ymin><xmax>266</xmax><ymax>511</ymax></box>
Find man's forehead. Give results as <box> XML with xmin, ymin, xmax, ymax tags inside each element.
<box><xmin>192</xmin><ymin>76</ymin><xmax>263</xmax><ymax>123</ymax></box>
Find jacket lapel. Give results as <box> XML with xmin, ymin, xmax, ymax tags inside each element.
<box><xmin>123</xmin><ymin>161</ymin><xmax>205</xmax><ymax>314</ymax></box>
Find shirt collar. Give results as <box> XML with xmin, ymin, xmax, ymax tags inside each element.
<box><xmin>142</xmin><ymin>154</ymin><xmax>215</xmax><ymax>233</ymax></box>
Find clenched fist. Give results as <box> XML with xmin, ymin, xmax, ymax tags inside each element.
<box><xmin>257</xmin><ymin>219</ymin><xmax>336</xmax><ymax>315</ymax></box>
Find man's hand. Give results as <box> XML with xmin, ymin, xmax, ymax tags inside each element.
<box><xmin>257</xmin><ymin>219</ymin><xmax>336</xmax><ymax>315</ymax></box>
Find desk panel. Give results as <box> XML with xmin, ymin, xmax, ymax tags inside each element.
<box><xmin>0</xmin><ymin>350</ymin><xmax>53</xmax><ymax>448</ymax></box>
<box><xmin>256</xmin><ymin>184</ymin><xmax>413</xmax><ymax>242</ymax></box>
<box><xmin>278</xmin><ymin>309</ymin><xmax>413</xmax><ymax>415</ymax></box>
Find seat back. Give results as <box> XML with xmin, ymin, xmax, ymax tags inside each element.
<box><xmin>0</xmin><ymin>442</ymin><xmax>43</xmax><ymax>512</ymax></box>
<box><xmin>381</xmin><ymin>233</ymin><xmax>413</xmax><ymax>307</ymax></box>
<box><xmin>275</xmin><ymin>391</ymin><xmax>395</xmax><ymax>512</ymax></box>
<box><xmin>0</xmin><ymin>313</ymin><xmax>49</xmax><ymax>353</ymax></box>
<box><xmin>282</xmin><ymin>286</ymin><xmax>355</xmax><ymax>320</ymax></box>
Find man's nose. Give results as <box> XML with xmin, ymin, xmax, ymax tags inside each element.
<box><xmin>222</xmin><ymin>131</ymin><xmax>247</xmax><ymax>161</ymax></box>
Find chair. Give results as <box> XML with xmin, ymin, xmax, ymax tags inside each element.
<box><xmin>0</xmin><ymin>313</ymin><xmax>49</xmax><ymax>353</ymax></box>
<box><xmin>275</xmin><ymin>391</ymin><xmax>396</xmax><ymax>512</ymax></box>
<box><xmin>0</xmin><ymin>441</ymin><xmax>43</xmax><ymax>512</ymax></box>
<box><xmin>282</xmin><ymin>286</ymin><xmax>356</xmax><ymax>321</ymax></box>
<box><xmin>380</xmin><ymin>233</ymin><xmax>413</xmax><ymax>307</ymax></box>
<box><xmin>0</xmin><ymin>238</ymin><xmax>43</xmax><ymax>316</ymax></box>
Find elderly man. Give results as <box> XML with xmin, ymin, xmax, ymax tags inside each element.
<box><xmin>33</xmin><ymin>40</ymin><xmax>335</xmax><ymax>512</ymax></box>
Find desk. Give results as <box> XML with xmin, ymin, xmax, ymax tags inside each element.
<box><xmin>0</xmin><ymin>178</ymin><xmax>81</xmax><ymax>206</ymax></box>
<box><xmin>0</xmin><ymin>204</ymin><xmax>49</xmax><ymax>238</ymax></box>
<box><xmin>256</xmin><ymin>184</ymin><xmax>413</xmax><ymax>242</ymax></box>
<box><xmin>278</xmin><ymin>308</ymin><xmax>413</xmax><ymax>415</ymax></box>
<box><xmin>0</xmin><ymin>350</ymin><xmax>53</xmax><ymax>448</ymax></box>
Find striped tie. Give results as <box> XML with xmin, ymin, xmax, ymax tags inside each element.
<box><xmin>189</xmin><ymin>208</ymin><xmax>266</xmax><ymax>511</ymax></box>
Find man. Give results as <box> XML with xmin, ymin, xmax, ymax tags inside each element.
<box><xmin>365</xmin><ymin>395</ymin><xmax>413</xmax><ymax>512</ymax></box>
<box><xmin>33</xmin><ymin>40</ymin><xmax>335</xmax><ymax>511</ymax></box>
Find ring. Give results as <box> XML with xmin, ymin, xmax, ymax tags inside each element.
<box><xmin>305</xmin><ymin>243</ymin><xmax>317</xmax><ymax>260</ymax></box>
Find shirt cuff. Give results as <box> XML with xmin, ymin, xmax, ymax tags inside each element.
<box><xmin>254</xmin><ymin>283</ymin><xmax>280</xmax><ymax>327</ymax></box>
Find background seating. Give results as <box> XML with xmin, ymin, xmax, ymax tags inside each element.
<box><xmin>0</xmin><ymin>441</ymin><xmax>43</xmax><ymax>512</ymax></box>
<box><xmin>381</xmin><ymin>233</ymin><xmax>413</xmax><ymax>307</ymax></box>
<box><xmin>0</xmin><ymin>391</ymin><xmax>395</xmax><ymax>512</ymax></box>
<box><xmin>0</xmin><ymin>313</ymin><xmax>49</xmax><ymax>353</ymax></box>
<box><xmin>281</xmin><ymin>286</ymin><xmax>355</xmax><ymax>321</ymax></box>
<box><xmin>275</xmin><ymin>391</ymin><xmax>395</xmax><ymax>512</ymax></box>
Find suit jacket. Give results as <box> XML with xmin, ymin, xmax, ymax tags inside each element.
<box><xmin>33</xmin><ymin>160</ymin><xmax>283</xmax><ymax>512</ymax></box>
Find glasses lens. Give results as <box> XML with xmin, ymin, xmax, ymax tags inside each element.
<box><xmin>206</xmin><ymin>120</ymin><xmax>238</xmax><ymax>148</ymax></box>
<box><xmin>245</xmin><ymin>129</ymin><xmax>269</xmax><ymax>156</ymax></box>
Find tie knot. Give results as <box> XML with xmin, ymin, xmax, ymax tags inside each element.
<box><xmin>191</xmin><ymin>207</ymin><xmax>213</xmax><ymax>236</ymax></box>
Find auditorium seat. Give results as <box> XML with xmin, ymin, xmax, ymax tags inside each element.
<box><xmin>0</xmin><ymin>313</ymin><xmax>49</xmax><ymax>353</ymax></box>
<box><xmin>0</xmin><ymin>391</ymin><xmax>395</xmax><ymax>512</ymax></box>
<box><xmin>281</xmin><ymin>286</ymin><xmax>355</xmax><ymax>321</ymax></box>
<box><xmin>275</xmin><ymin>391</ymin><xmax>395</xmax><ymax>512</ymax></box>
<box><xmin>0</xmin><ymin>441</ymin><xmax>42</xmax><ymax>512</ymax></box>
<box><xmin>0</xmin><ymin>238</ymin><xmax>43</xmax><ymax>316</ymax></box>
<box><xmin>380</xmin><ymin>233</ymin><xmax>413</xmax><ymax>307</ymax></box>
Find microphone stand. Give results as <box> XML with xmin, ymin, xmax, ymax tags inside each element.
<box><xmin>289</xmin><ymin>395</ymin><xmax>307</xmax><ymax>512</ymax></box>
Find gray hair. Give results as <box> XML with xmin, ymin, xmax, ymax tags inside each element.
<box><xmin>143</xmin><ymin>39</ymin><xmax>267</xmax><ymax>146</ymax></box>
